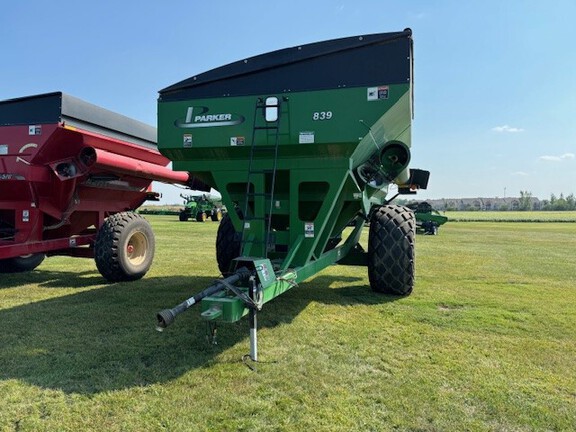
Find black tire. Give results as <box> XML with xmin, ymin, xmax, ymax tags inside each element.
<box><xmin>211</xmin><ymin>209</ymin><xmax>222</xmax><ymax>222</ymax></box>
<box><xmin>368</xmin><ymin>205</ymin><xmax>415</xmax><ymax>296</ymax></box>
<box><xmin>0</xmin><ymin>254</ymin><xmax>45</xmax><ymax>273</ymax></box>
<box><xmin>94</xmin><ymin>212</ymin><xmax>155</xmax><ymax>282</ymax></box>
<box><xmin>179</xmin><ymin>211</ymin><xmax>189</xmax><ymax>222</ymax></box>
<box><xmin>196</xmin><ymin>211</ymin><xmax>207</xmax><ymax>222</ymax></box>
<box><xmin>216</xmin><ymin>210</ymin><xmax>241</xmax><ymax>276</ymax></box>
<box><xmin>427</xmin><ymin>223</ymin><xmax>439</xmax><ymax>235</ymax></box>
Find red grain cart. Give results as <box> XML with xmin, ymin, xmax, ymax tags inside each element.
<box><xmin>0</xmin><ymin>92</ymin><xmax>195</xmax><ymax>281</ymax></box>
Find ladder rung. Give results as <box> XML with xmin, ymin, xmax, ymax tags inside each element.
<box><xmin>244</xmin><ymin>216</ymin><xmax>268</xmax><ymax>221</ymax></box>
<box><xmin>253</xmin><ymin>126</ymin><xmax>279</xmax><ymax>130</ymax></box>
<box><xmin>246</xmin><ymin>192</ymin><xmax>272</xmax><ymax>197</ymax></box>
<box><xmin>241</xmin><ymin>239</ymin><xmax>268</xmax><ymax>244</ymax></box>
<box><xmin>252</xmin><ymin>146</ymin><xmax>276</xmax><ymax>152</ymax></box>
<box><xmin>247</xmin><ymin>170</ymin><xmax>275</xmax><ymax>176</ymax></box>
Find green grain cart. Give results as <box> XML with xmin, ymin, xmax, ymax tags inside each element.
<box><xmin>156</xmin><ymin>29</ymin><xmax>429</xmax><ymax>361</ymax></box>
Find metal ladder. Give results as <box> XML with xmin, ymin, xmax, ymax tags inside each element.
<box><xmin>241</xmin><ymin>97</ymin><xmax>282</xmax><ymax>258</ymax></box>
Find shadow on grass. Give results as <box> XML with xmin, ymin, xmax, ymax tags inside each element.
<box><xmin>0</xmin><ymin>271</ymin><xmax>400</xmax><ymax>395</ymax></box>
<box><xmin>0</xmin><ymin>269</ymin><xmax>105</xmax><ymax>290</ymax></box>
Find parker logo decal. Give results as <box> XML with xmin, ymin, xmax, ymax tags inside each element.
<box><xmin>175</xmin><ymin>106</ymin><xmax>244</xmax><ymax>128</ymax></box>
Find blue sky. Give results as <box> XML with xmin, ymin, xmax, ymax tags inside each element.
<box><xmin>2</xmin><ymin>1</ymin><xmax>575</xmax><ymax>203</ymax></box>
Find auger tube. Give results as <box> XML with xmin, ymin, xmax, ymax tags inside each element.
<box><xmin>156</xmin><ymin>267</ymin><xmax>252</xmax><ymax>331</ymax></box>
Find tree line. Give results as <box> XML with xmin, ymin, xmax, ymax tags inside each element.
<box><xmin>519</xmin><ymin>191</ymin><xmax>575</xmax><ymax>211</ymax></box>
<box><xmin>401</xmin><ymin>191</ymin><xmax>576</xmax><ymax>212</ymax></box>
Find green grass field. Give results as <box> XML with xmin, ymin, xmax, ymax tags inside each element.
<box><xmin>444</xmin><ymin>210</ymin><xmax>576</xmax><ymax>222</ymax></box>
<box><xmin>1</xmin><ymin>215</ymin><xmax>575</xmax><ymax>431</ymax></box>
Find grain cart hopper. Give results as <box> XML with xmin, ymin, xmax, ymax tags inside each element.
<box><xmin>0</xmin><ymin>92</ymin><xmax>200</xmax><ymax>281</ymax></box>
<box><xmin>156</xmin><ymin>29</ymin><xmax>429</xmax><ymax>360</ymax></box>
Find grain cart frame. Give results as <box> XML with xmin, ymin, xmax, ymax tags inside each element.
<box><xmin>156</xmin><ymin>29</ymin><xmax>429</xmax><ymax>360</ymax></box>
<box><xmin>0</xmin><ymin>92</ymin><xmax>200</xmax><ymax>281</ymax></box>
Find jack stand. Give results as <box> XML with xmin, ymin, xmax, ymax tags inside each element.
<box><xmin>249</xmin><ymin>307</ymin><xmax>258</xmax><ymax>362</ymax></box>
<box><xmin>248</xmin><ymin>275</ymin><xmax>259</xmax><ymax>362</ymax></box>
<box><xmin>243</xmin><ymin>276</ymin><xmax>259</xmax><ymax>370</ymax></box>
<box><xmin>242</xmin><ymin>308</ymin><xmax>258</xmax><ymax>371</ymax></box>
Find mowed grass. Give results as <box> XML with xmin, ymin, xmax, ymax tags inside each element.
<box><xmin>445</xmin><ymin>210</ymin><xmax>576</xmax><ymax>222</ymax></box>
<box><xmin>1</xmin><ymin>215</ymin><xmax>575</xmax><ymax>431</ymax></box>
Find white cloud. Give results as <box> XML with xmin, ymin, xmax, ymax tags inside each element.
<box><xmin>540</xmin><ymin>155</ymin><xmax>561</xmax><ymax>162</ymax></box>
<box><xmin>539</xmin><ymin>153</ymin><xmax>575</xmax><ymax>162</ymax></box>
<box><xmin>410</xmin><ymin>12</ymin><xmax>426</xmax><ymax>19</ymax></box>
<box><xmin>511</xmin><ymin>171</ymin><xmax>529</xmax><ymax>176</ymax></box>
<box><xmin>492</xmin><ymin>124</ymin><xmax>524</xmax><ymax>133</ymax></box>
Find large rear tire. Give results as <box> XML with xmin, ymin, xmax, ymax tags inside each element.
<box><xmin>211</xmin><ymin>209</ymin><xmax>223</xmax><ymax>222</ymax></box>
<box><xmin>216</xmin><ymin>210</ymin><xmax>241</xmax><ymax>276</ymax></box>
<box><xmin>0</xmin><ymin>254</ymin><xmax>45</xmax><ymax>273</ymax></box>
<box><xmin>368</xmin><ymin>205</ymin><xmax>415</xmax><ymax>296</ymax></box>
<box><xmin>95</xmin><ymin>212</ymin><xmax>155</xmax><ymax>282</ymax></box>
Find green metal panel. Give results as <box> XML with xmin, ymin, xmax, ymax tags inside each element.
<box><xmin>158</xmin><ymin>85</ymin><xmax>411</xmax><ymax>228</ymax></box>
<box><xmin>158</xmin><ymin>85</ymin><xmax>410</xmax><ymax>163</ymax></box>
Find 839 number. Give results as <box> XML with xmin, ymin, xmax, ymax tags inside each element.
<box><xmin>312</xmin><ymin>111</ymin><xmax>333</xmax><ymax>121</ymax></box>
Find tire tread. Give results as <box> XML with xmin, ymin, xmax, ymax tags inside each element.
<box><xmin>368</xmin><ymin>205</ymin><xmax>415</xmax><ymax>295</ymax></box>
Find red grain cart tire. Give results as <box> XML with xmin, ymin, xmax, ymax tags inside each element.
<box><xmin>368</xmin><ymin>205</ymin><xmax>415</xmax><ymax>296</ymax></box>
<box><xmin>94</xmin><ymin>212</ymin><xmax>155</xmax><ymax>282</ymax></box>
<box><xmin>0</xmin><ymin>254</ymin><xmax>45</xmax><ymax>273</ymax></box>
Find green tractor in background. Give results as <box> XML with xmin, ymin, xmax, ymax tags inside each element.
<box><xmin>178</xmin><ymin>193</ymin><xmax>224</xmax><ymax>222</ymax></box>
<box><xmin>407</xmin><ymin>201</ymin><xmax>448</xmax><ymax>235</ymax></box>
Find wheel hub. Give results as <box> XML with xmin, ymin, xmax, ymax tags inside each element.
<box><xmin>126</xmin><ymin>231</ymin><xmax>147</xmax><ymax>266</ymax></box>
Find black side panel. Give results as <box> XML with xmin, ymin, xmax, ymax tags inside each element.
<box><xmin>60</xmin><ymin>94</ymin><xmax>157</xmax><ymax>147</ymax></box>
<box><xmin>0</xmin><ymin>92</ymin><xmax>63</xmax><ymax>126</ymax></box>
<box><xmin>0</xmin><ymin>92</ymin><xmax>157</xmax><ymax>148</ymax></box>
<box><xmin>160</xmin><ymin>29</ymin><xmax>412</xmax><ymax>101</ymax></box>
